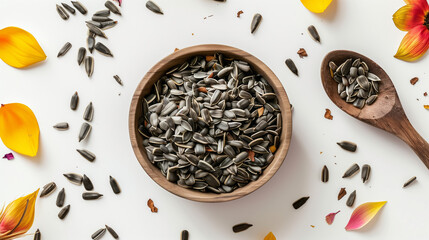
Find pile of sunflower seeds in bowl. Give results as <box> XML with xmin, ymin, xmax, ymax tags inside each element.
<box><xmin>138</xmin><ymin>53</ymin><xmax>282</xmax><ymax>194</ymax></box>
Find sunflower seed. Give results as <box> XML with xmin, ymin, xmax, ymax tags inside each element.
<box><xmin>106</xmin><ymin>225</ymin><xmax>119</xmax><ymax>239</ymax></box>
<box><xmin>56</xmin><ymin>4</ymin><xmax>69</xmax><ymax>20</ymax></box>
<box><xmin>293</xmin><ymin>196</ymin><xmax>309</xmax><ymax>209</ymax></box>
<box><xmin>307</xmin><ymin>25</ymin><xmax>320</xmax><ymax>42</ymax></box>
<box><xmin>346</xmin><ymin>190</ymin><xmax>356</xmax><ymax>207</ymax></box>
<box><xmin>57</xmin><ymin>42</ymin><xmax>72</xmax><ymax>57</ymax></box>
<box><xmin>40</xmin><ymin>182</ymin><xmax>56</xmax><ymax>197</ymax></box>
<box><xmin>85</xmin><ymin>56</ymin><xmax>94</xmax><ymax>77</ymax></box>
<box><xmin>337</xmin><ymin>141</ymin><xmax>357</xmax><ymax>152</ymax></box>
<box><xmin>58</xmin><ymin>205</ymin><xmax>70</xmax><ymax>219</ymax></box>
<box><xmin>86</xmin><ymin>24</ymin><xmax>107</xmax><ymax>39</ymax></box>
<box><xmin>87</xmin><ymin>35</ymin><xmax>95</xmax><ymax>53</ymax></box>
<box><xmin>403</xmin><ymin>176</ymin><xmax>417</xmax><ymax>188</ymax></box>
<box><xmin>92</xmin><ymin>228</ymin><xmax>106</xmax><ymax>240</ymax></box>
<box><xmin>56</xmin><ymin>188</ymin><xmax>65</xmax><ymax>207</ymax></box>
<box><xmin>61</xmin><ymin>3</ymin><xmax>75</xmax><ymax>14</ymax></box>
<box><xmin>146</xmin><ymin>1</ymin><xmax>163</xmax><ymax>14</ymax></box>
<box><xmin>78</xmin><ymin>174</ymin><xmax>93</xmax><ymax>191</ymax></box>
<box><xmin>321</xmin><ymin>165</ymin><xmax>329</xmax><ymax>183</ymax></box>
<box><xmin>343</xmin><ymin>164</ymin><xmax>360</xmax><ymax>178</ymax></box>
<box><xmin>366</xmin><ymin>95</ymin><xmax>378</xmax><ymax>105</ymax></box>
<box><xmin>77</xmin><ymin>47</ymin><xmax>86</xmax><ymax>65</ymax></box>
<box><xmin>70</xmin><ymin>92</ymin><xmax>79</xmax><ymax>110</ymax></box>
<box><xmin>94</xmin><ymin>9</ymin><xmax>110</xmax><ymax>16</ymax></box>
<box><xmin>232</xmin><ymin>223</ymin><xmax>253</xmax><ymax>233</ymax></box>
<box><xmin>34</xmin><ymin>229</ymin><xmax>41</xmax><ymax>240</ymax></box>
<box><xmin>78</xmin><ymin>122</ymin><xmax>92</xmax><ymax>142</ymax></box>
<box><xmin>71</xmin><ymin>1</ymin><xmax>87</xmax><ymax>14</ymax></box>
<box><xmin>92</xmin><ymin>16</ymin><xmax>113</xmax><ymax>22</ymax></box>
<box><xmin>105</xmin><ymin>1</ymin><xmax>122</xmax><ymax>15</ymax></box>
<box><xmin>112</xmin><ymin>75</ymin><xmax>123</xmax><ymax>86</ymax></box>
<box><xmin>181</xmin><ymin>230</ymin><xmax>189</xmax><ymax>240</ymax></box>
<box><xmin>250</xmin><ymin>13</ymin><xmax>262</xmax><ymax>33</ymax></box>
<box><xmin>82</xmin><ymin>192</ymin><xmax>103</xmax><ymax>200</ymax></box>
<box><xmin>63</xmin><ymin>173</ymin><xmax>83</xmax><ymax>185</ymax></box>
<box><xmin>110</xmin><ymin>176</ymin><xmax>121</xmax><ymax>194</ymax></box>
<box><xmin>361</xmin><ymin>164</ymin><xmax>371</xmax><ymax>183</ymax></box>
<box><xmin>338</xmin><ymin>187</ymin><xmax>346</xmax><ymax>200</ymax></box>
<box><xmin>101</xmin><ymin>20</ymin><xmax>118</xmax><ymax>29</ymax></box>
<box><xmin>53</xmin><ymin>122</ymin><xmax>69</xmax><ymax>130</ymax></box>
<box><xmin>285</xmin><ymin>58</ymin><xmax>298</xmax><ymax>76</ymax></box>
<box><xmin>82</xmin><ymin>102</ymin><xmax>94</xmax><ymax>122</ymax></box>
<box><xmin>94</xmin><ymin>42</ymin><xmax>113</xmax><ymax>57</ymax></box>
<box><xmin>76</xmin><ymin>149</ymin><xmax>95</xmax><ymax>162</ymax></box>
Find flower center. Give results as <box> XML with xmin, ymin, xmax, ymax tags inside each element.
<box><xmin>425</xmin><ymin>13</ymin><xmax>429</xmax><ymax>29</ymax></box>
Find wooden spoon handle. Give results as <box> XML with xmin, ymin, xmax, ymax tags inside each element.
<box><xmin>397</xmin><ymin>120</ymin><xmax>429</xmax><ymax>169</ymax></box>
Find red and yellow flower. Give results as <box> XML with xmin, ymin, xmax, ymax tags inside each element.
<box><xmin>393</xmin><ymin>0</ymin><xmax>429</xmax><ymax>61</ymax></box>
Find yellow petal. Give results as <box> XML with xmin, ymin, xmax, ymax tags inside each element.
<box><xmin>0</xmin><ymin>27</ymin><xmax>46</xmax><ymax>68</ymax></box>
<box><xmin>0</xmin><ymin>189</ymin><xmax>39</xmax><ymax>239</ymax></box>
<box><xmin>0</xmin><ymin>103</ymin><xmax>40</xmax><ymax>157</ymax></box>
<box><xmin>264</xmin><ymin>232</ymin><xmax>276</xmax><ymax>240</ymax></box>
<box><xmin>301</xmin><ymin>0</ymin><xmax>333</xmax><ymax>13</ymax></box>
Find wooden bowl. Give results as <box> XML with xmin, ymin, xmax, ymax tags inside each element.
<box><xmin>129</xmin><ymin>44</ymin><xmax>292</xmax><ymax>202</ymax></box>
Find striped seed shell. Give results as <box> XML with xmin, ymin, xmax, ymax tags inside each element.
<box><xmin>94</xmin><ymin>9</ymin><xmax>110</xmax><ymax>16</ymax></box>
<box><xmin>85</xmin><ymin>56</ymin><xmax>94</xmax><ymax>77</ymax></box>
<box><xmin>71</xmin><ymin>1</ymin><xmax>87</xmax><ymax>14</ymax></box>
<box><xmin>403</xmin><ymin>176</ymin><xmax>417</xmax><ymax>188</ymax></box>
<box><xmin>337</xmin><ymin>141</ymin><xmax>357</xmax><ymax>152</ymax></box>
<box><xmin>63</xmin><ymin>173</ymin><xmax>83</xmax><ymax>185</ymax></box>
<box><xmin>40</xmin><ymin>182</ymin><xmax>56</xmax><ymax>197</ymax></box>
<box><xmin>58</xmin><ymin>205</ymin><xmax>70</xmax><ymax>219</ymax></box>
<box><xmin>77</xmin><ymin>47</ymin><xmax>86</xmax><ymax>65</ymax></box>
<box><xmin>308</xmin><ymin>25</ymin><xmax>320</xmax><ymax>42</ymax></box>
<box><xmin>338</xmin><ymin>187</ymin><xmax>346</xmax><ymax>200</ymax></box>
<box><xmin>94</xmin><ymin>42</ymin><xmax>113</xmax><ymax>57</ymax></box>
<box><xmin>110</xmin><ymin>176</ymin><xmax>121</xmax><ymax>194</ymax></box>
<box><xmin>86</xmin><ymin>20</ymin><xmax>103</xmax><ymax>28</ymax></box>
<box><xmin>321</xmin><ymin>165</ymin><xmax>329</xmax><ymax>183</ymax></box>
<box><xmin>56</xmin><ymin>4</ymin><xmax>69</xmax><ymax>20</ymax></box>
<box><xmin>113</xmin><ymin>75</ymin><xmax>123</xmax><ymax>85</ymax></box>
<box><xmin>100</xmin><ymin>20</ymin><xmax>118</xmax><ymax>29</ymax></box>
<box><xmin>82</xmin><ymin>192</ymin><xmax>103</xmax><ymax>200</ymax></box>
<box><xmin>78</xmin><ymin>122</ymin><xmax>92</xmax><ymax>142</ymax></box>
<box><xmin>61</xmin><ymin>3</ymin><xmax>76</xmax><ymax>14</ymax></box>
<box><xmin>293</xmin><ymin>196</ymin><xmax>309</xmax><ymax>209</ymax></box>
<box><xmin>342</xmin><ymin>163</ymin><xmax>360</xmax><ymax>178</ymax></box>
<box><xmin>86</xmin><ymin>23</ymin><xmax>107</xmax><ymax>38</ymax></box>
<box><xmin>83</xmin><ymin>174</ymin><xmax>94</xmax><ymax>191</ymax></box>
<box><xmin>70</xmin><ymin>92</ymin><xmax>79</xmax><ymax>110</ymax></box>
<box><xmin>105</xmin><ymin>1</ymin><xmax>122</xmax><ymax>15</ymax></box>
<box><xmin>232</xmin><ymin>223</ymin><xmax>253</xmax><ymax>233</ymax></box>
<box><xmin>146</xmin><ymin>1</ymin><xmax>163</xmax><ymax>14</ymax></box>
<box><xmin>346</xmin><ymin>190</ymin><xmax>356</xmax><ymax>207</ymax></box>
<box><xmin>53</xmin><ymin>122</ymin><xmax>69</xmax><ymax>130</ymax></box>
<box><xmin>34</xmin><ymin>229</ymin><xmax>41</xmax><ymax>240</ymax></box>
<box><xmin>92</xmin><ymin>228</ymin><xmax>106</xmax><ymax>240</ymax></box>
<box><xmin>83</xmin><ymin>102</ymin><xmax>94</xmax><ymax>121</ymax></box>
<box><xmin>57</xmin><ymin>42</ymin><xmax>72</xmax><ymax>57</ymax></box>
<box><xmin>361</xmin><ymin>164</ymin><xmax>371</xmax><ymax>183</ymax></box>
<box><xmin>56</xmin><ymin>188</ymin><xmax>65</xmax><ymax>207</ymax></box>
<box><xmin>87</xmin><ymin>35</ymin><xmax>95</xmax><ymax>53</ymax></box>
<box><xmin>77</xmin><ymin>149</ymin><xmax>96</xmax><ymax>162</ymax></box>
<box><xmin>285</xmin><ymin>58</ymin><xmax>298</xmax><ymax>76</ymax></box>
<box><xmin>105</xmin><ymin>225</ymin><xmax>119</xmax><ymax>239</ymax></box>
<box><xmin>250</xmin><ymin>13</ymin><xmax>262</xmax><ymax>33</ymax></box>
<box><xmin>91</xmin><ymin>16</ymin><xmax>113</xmax><ymax>22</ymax></box>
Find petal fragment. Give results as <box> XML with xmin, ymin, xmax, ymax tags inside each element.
<box><xmin>0</xmin><ymin>27</ymin><xmax>46</xmax><ymax>68</ymax></box>
<box><xmin>0</xmin><ymin>103</ymin><xmax>40</xmax><ymax>157</ymax></box>
<box><xmin>300</xmin><ymin>0</ymin><xmax>333</xmax><ymax>13</ymax></box>
<box><xmin>395</xmin><ymin>25</ymin><xmax>429</xmax><ymax>61</ymax></box>
<box><xmin>2</xmin><ymin>153</ymin><xmax>14</xmax><ymax>160</ymax></box>
<box><xmin>264</xmin><ymin>232</ymin><xmax>276</xmax><ymax>240</ymax></box>
<box><xmin>345</xmin><ymin>201</ymin><xmax>387</xmax><ymax>231</ymax></box>
<box><xmin>325</xmin><ymin>210</ymin><xmax>340</xmax><ymax>225</ymax></box>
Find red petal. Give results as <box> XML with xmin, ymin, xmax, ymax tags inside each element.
<box><xmin>395</xmin><ymin>25</ymin><xmax>429</xmax><ymax>61</ymax></box>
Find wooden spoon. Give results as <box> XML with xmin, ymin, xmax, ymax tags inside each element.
<box><xmin>321</xmin><ymin>50</ymin><xmax>429</xmax><ymax>169</ymax></box>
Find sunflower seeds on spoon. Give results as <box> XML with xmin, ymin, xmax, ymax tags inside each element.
<box><xmin>57</xmin><ymin>42</ymin><xmax>72</xmax><ymax>57</ymax></box>
<box><xmin>82</xmin><ymin>192</ymin><xmax>103</xmax><ymax>200</ymax></box>
<box><xmin>56</xmin><ymin>188</ymin><xmax>65</xmax><ymax>207</ymax></box>
<box><xmin>61</xmin><ymin>3</ymin><xmax>75</xmax><ymax>14</ymax></box>
<box><xmin>76</xmin><ymin>149</ymin><xmax>96</xmax><ymax>162</ymax></box>
<box><xmin>58</xmin><ymin>205</ymin><xmax>70</xmax><ymax>219</ymax></box>
<box><xmin>321</xmin><ymin>165</ymin><xmax>329</xmax><ymax>183</ymax></box>
<box><xmin>343</xmin><ymin>163</ymin><xmax>360</xmax><ymax>178</ymax></box>
<box><xmin>308</xmin><ymin>25</ymin><xmax>320</xmax><ymax>42</ymax></box>
<box><xmin>293</xmin><ymin>196</ymin><xmax>309</xmax><ymax>209</ymax></box>
<box><xmin>146</xmin><ymin>1</ymin><xmax>163</xmax><ymax>14</ymax></box>
<box><xmin>94</xmin><ymin>42</ymin><xmax>113</xmax><ymax>57</ymax></box>
<box><xmin>250</xmin><ymin>13</ymin><xmax>262</xmax><ymax>34</ymax></box>
<box><xmin>361</xmin><ymin>164</ymin><xmax>371</xmax><ymax>183</ymax></box>
<box><xmin>83</xmin><ymin>102</ymin><xmax>94</xmax><ymax>121</ymax></box>
<box><xmin>53</xmin><ymin>122</ymin><xmax>69</xmax><ymax>130</ymax></box>
<box><xmin>94</xmin><ymin>9</ymin><xmax>110</xmax><ymax>16</ymax></box>
<box><xmin>346</xmin><ymin>190</ymin><xmax>356</xmax><ymax>207</ymax></box>
<box><xmin>77</xmin><ymin>47</ymin><xmax>86</xmax><ymax>65</ymax></box>
<box><xmin>232</xmin><ymin>223</ymin><xmax>253</xmax><ymax>233</ymax></box>
<box><xmin>92</xmin><ymin>228</ymin><xmax>106</xmax><ymax>240</ymax></box>
<box><xmin>86</xmin><ymin>23</ymin><xmax>108</xmax><ymax>39</ymax></box>
<box><xmin>56</xmin><ymin>4</ymin><xmax>69</xmax><ymax>20</ymax></box>
<box><xmin>40</xmin><ymin>182</ymin><xmax>56</xmax><ymax>197</ymax></box>
<box><xmin>109</xmin><ymin>176</ymin><xmax>121</xmax><ymax>194</ymax></box>
<box><xmin>337</xmin><ymin>141</ymin><xmax>357</xmax><ymax>152</ymax></box>
<box><xmin>70</xmin><ymin>92</ymin><xmax>79</xmax><ymax>110</ymax></box>
<box><xmin>105</xmin><ymin>225</ymin><xmax>119</xmax><ymax>239</ymax></box>
<box><xmin>403</xmin><ymin>176</ymin><xmax>417</xmax><ymax>188</ymax></box>
<box><xmin>285</xmin><ymin>58</ymin><xmax>298</xmax><ymax>76</ymax></box>
<box><xmin>83</xmin><ymin>174</ymin><xmax>94</xmax><ymax>191</ymax></box>
<box><xmin>63</xmin><ymin>173</ymin><xmax>83</xmax><ymax>185</ymax></box>
<box><xmin>71</xmin><ymin>1</ymin><xmax>87</xmax><ymax>14</ymax></box>
<box><xmin>79</xmin><ymin>122</ymin><xmax>92</xmax><ymax>142</ymax></box>
<box><xmin>105</xmin><ymin>1</ymin><xmax>122</xmax><ymax>15</ymax></box>
<box><xmin>113</xmin><ymin>75</ymin><xmax>123</xmax><ymax>85</ymax></box>
<box><xmin>34</xmin><ymin>229</ymin><xmax>41</xmax><ymax>240</ymax></box>
<box><xmin>85</xmin><ymin>56</ymin><xmax>94</xmax><ymax>77</ymax></box>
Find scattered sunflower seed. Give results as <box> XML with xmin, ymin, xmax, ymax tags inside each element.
<box><xmin>57</xmin><ymin>42</ymin><xmax>72</xmax><ymax>57</ymax></box>
<box><xmin>83</xmin><ymin>102</ymin><xmax>94</xmax><ymax>122</ymax></box>
<box><xmin>86</xmin><ymin>23</ymin><xmax>107</xmax><ymax>39</ymax></box>
<box><xmin>113</xmin><ymin>75</ymin><xmax>123</xmax><ymax>86</ymax></box>
<box><xmin>346</xmin><ymin>190</ymin><xmax>356</xmax><ymax>207</ymax></box>
<box><xmin>34</xmin><ymin>229</ymin><xmax>41</xmax><ymax>240</ymax></box>
<box><xmin>56</xmin><ymin>4</ymin><xmax>69</xmax><ymax>20</ymax></box>
<box><xmin>338</xmin><ymin>187</ymin><xmax>346</xmax><ymax>200</ymax></box>
<box><xmin>63</xmin><ymin>173</ymin><xmax>83</xmax><ymax>185</ymax></box>
<box><xmin>85</xmin><ymin>56</ymin><xmax>94</xmax><ymax>77</ymax></box>
<box><xmin>77</xmin><ymin>149</ymin><xmax>96</xmax><ymax>162</ymax></box>
<box><xmin>83</xmin><ymin>174</ymin><xmax>94</xmax><ymax>191</ymax></box>
<box><xmin>337</xmin><ymin>141</ymin><xmax>357</xmax><ymax>152</ymax></box>
<box><xmin>105</xmin><ymin>225</ymin><xmax>119</xmax><ymax>239</ymax></box>
<box><xmin>78</xmin><ymin>122</ymin><xmax>92</xmax><ymax>142</ymax></box>
<box><xmin>403</xmin><ymin>176</ymin><xmax>417</xmax><ymax>188</ymax></box>
<box><xmin>87</xmin><ymin>35</ymin><xmax>95</xmax><ymax>53</ymax></box>
<box><xmin>77</xmin><ymin>47</ymin><xmax>86</xmax><ymax>65</ymax></box>
<box><xmin>321</xmin><ymin>165</ymin><xmax>329</xmax><ymax>183</ymax></box>
<box><xmin>105</xmin><ymin>1</ymin><xmax>122</xmax><ymax>15</ymax></box>
<box><xmin>342</xmin><ymin>163</ymin><xmax>360</xmax><ymax>178</ymax></box>
<box><xmin>70</xmin><ymin>92</ymin><xmax>79</xmax><ymax>110</ymax></box>
<box><xmin>94</xmin><ymin>9</ymin><xmax>110</xmax><ymax>16</ymax></box>
<box><xmin>146</xmin><ymin>1</ymin><xmax>163</xmax><ymax>14</ymax></box>
<box><xmin>94</xmin><ymin>42</ymin><xmax>113</xmax><ymax>57</ymax></box>
<box><xmin>181</xmin><ymin>230</ymin><xmax>189</xmax><ymax>240</ymax></box>
<box><xmin>58</xmin><ymin>204</ymin><xmax>70</xmax><ymax>219</ymax></box>
<box><xmin>91</xmin><ymin>228</ymin><xmax>106</xmax><ymax>240</ymax></box>
<box><xmin>361</xmin><ymin>164</ymin><xmax>371</xmax><ymax>183</ymax></box>
<box><xmin>92</xmin><ymin>16</ymin><xmax>113</xmax><ymax>22</ymax></box>
<box><xmin>232</xmin><ymin>223</ymin><xmax>253</xmax><ymax>233</ymax></box>
<box><xmin>293</xmin><ymin>196</ymin><xmax>309</xmax><ymax>209</ymax></box>
<box><xmin>285</xmin><ymin>58</ymin><xmax>298</xmax><ymax>76</ymax></box>
<box><xmin>109</xmin><ymin>176</ymin><xmax>121</xmax><ymax>194</ymax></box>
<box><xmin>250</xmin><ymin>13</ymin><xmax>262</xmax><ymax>34</ymax></box>
<box><xmin>82</xmin><ymin>192</ymin><xmax>103</xmax><ymax>200</ymax></box>
<box><xmin>56</xmin><ymin>188</ymin><xmax>65</xmax><ymax>207</ymax></box>
<box><xmin>53</xmin><ymin>122</ymin><xmax>69</xmax><ymax>130</ymax></box>
<box><xmin>71</xmin><ymin>1</ymin><xmax>87</xmax><ymax>14</ymax></box>
<box><xmin>40</xmin><ymin>182</ymin><xmax>57</xmax><ymax>197</ymax></box>
<box><xmin>61</xmin><ymin>3</ymin><xmax>76</xmax><ymax>14</ymax></box>
<box><xmin>307</xmin><ymin>25</ymin><xmax>320</xmax><ymax>42</ymax></box>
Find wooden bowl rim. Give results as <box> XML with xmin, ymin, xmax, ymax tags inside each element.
<box><xmin>129</xmin><ymin>44</ymin><xmax>292</xmax><ymax>202</ymax></box>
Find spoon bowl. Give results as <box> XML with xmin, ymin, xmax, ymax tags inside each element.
<box><xmin>321</xmin><ymin>50</ymin><xmax>429</xmax><ymax>169</ymax></box>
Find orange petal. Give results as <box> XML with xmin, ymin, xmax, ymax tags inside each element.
<box><xmin>0</xmin><ymin>103</ymin><xmax>40</xmax><ymax>157</ymax></box>
<box><xmin>345</xmin><ymin>201</ymin><xmax>387</xmax><ymax>231</ymax></box>
<box><xmin>0</xmin><ymin>189</ymin><xmax>39</xmax><ymax>239</ymax></box>
<box><xmin>264</xmin><ymin>232</ymin><xmax>276</xmax><ymax>240</ymax></box>
<box><xmin>395</xmin><ymin>25</ymin><xmax>429</xmax><ymax>61</ymax></box>
<box><xmin>301</xmin><ymin>0</ymin><xmax>333</xmax><ymax>13</ymax></box>
<box><xmin>0</xmin><ymin>27</ymin><xmax>46</xmax><ymax>68</ymax></box>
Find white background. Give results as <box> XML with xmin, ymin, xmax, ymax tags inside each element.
<box><xmin>1</xmin><ymin>0</ymin><xmax>429</xmax><ymax>239</ymax></box>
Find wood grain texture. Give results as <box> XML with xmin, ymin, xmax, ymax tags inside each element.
<box><xmin>321</xmin><ymin>50</ymin><xmax>429</xmax><ymax>169</ymax></box>
<box><xmin>129</xmin><ymin>44</ymin><xmax>292</xmax><ymax>202</ymax></box>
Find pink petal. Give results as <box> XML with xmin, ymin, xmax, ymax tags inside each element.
<box><xmin>345</xmin><ymin>201</ymin><xmax>387</xmax><ymax>231</ymax></box>
<box><xmin>2</xmin><ymin>153</ymin><xmax>14</xmax><ymax>160</ymax></box>
<box><xmin>325</xmin><ymin>210</ymin><xmax>340</xmax><ymax>225</ymax></box>
<box><xmin>114</xmin><ymin>0</ymin><xmax>122</xmax><ymax>6</ymax></box>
